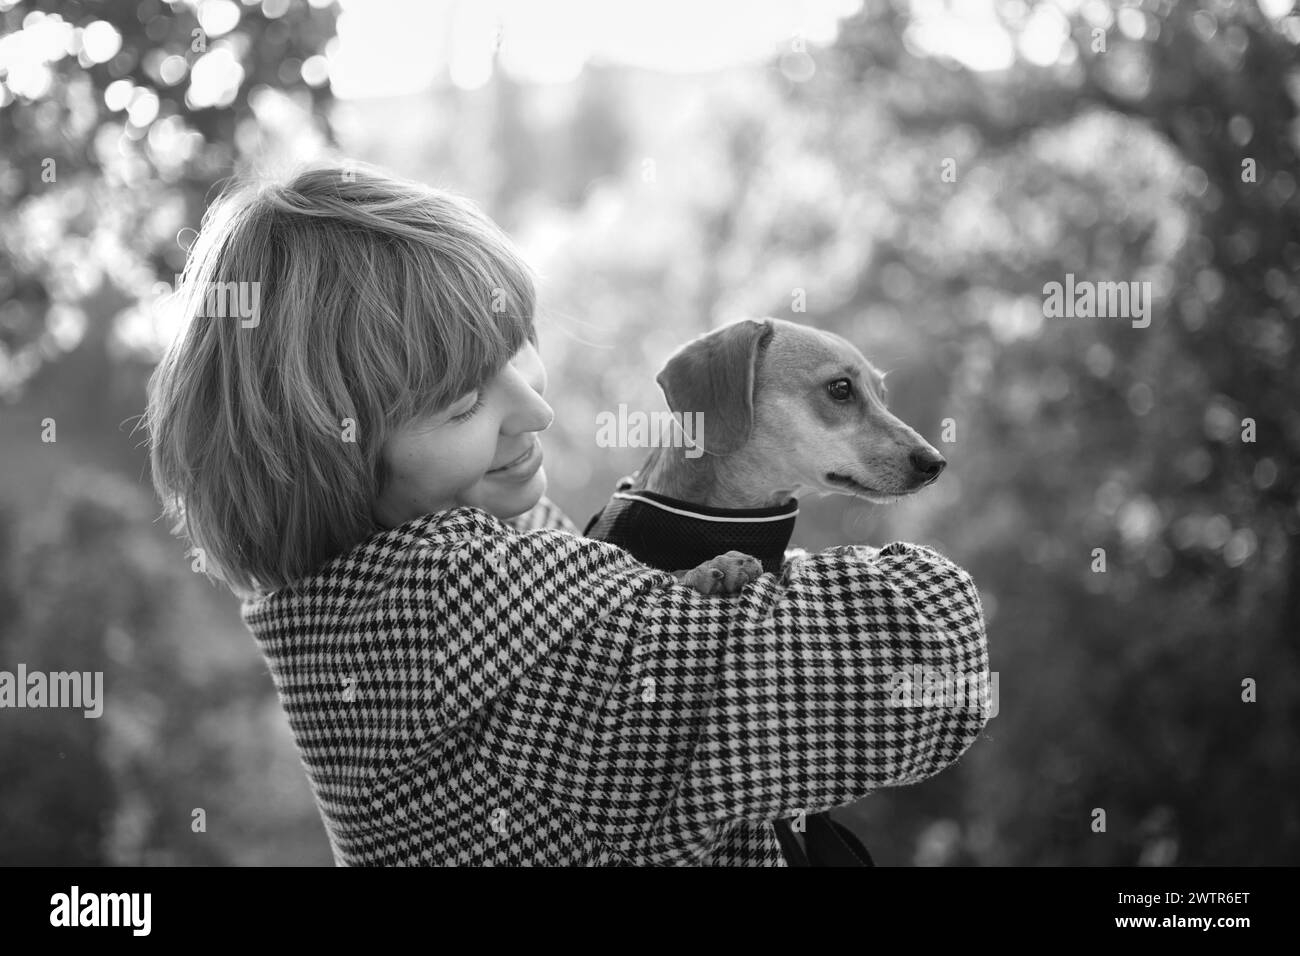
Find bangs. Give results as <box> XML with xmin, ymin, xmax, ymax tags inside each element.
<box><xmin>357</xmin><ymin>211</ymin><xmax>539</xmax><ymax>429</ymax></box>
<box><xmin>405</xmin><ymin>261</ymin><xmax>537</xmax><ymax>422</ymax></box>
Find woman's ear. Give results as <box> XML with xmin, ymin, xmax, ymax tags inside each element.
<box><xmin>655</xmin><ymin>318</ymin><xmax>774</xmax><ymax>456</ymax></box>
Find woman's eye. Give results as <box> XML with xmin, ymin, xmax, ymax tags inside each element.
<box><xmin>827</xmin><ymin>378</ymin><xmax>853</xmax><ymax>401</ymax></box>
<box><xmin>451</xmin><ymin>396</ymin><xmax>485</xmax><ymax>423</ymax></box>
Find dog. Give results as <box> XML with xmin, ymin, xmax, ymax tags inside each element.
<box><xmin>626</xmin><ymin>316</ymin><xmax>945</xmax><ymax>591</ymax></box>
<box><xmin>584</xmin><ymin>316</ymin><xmax>947</xmax><ymax>865</ymax></box>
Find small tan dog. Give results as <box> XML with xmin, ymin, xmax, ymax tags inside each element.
<box><xmin>636</xmin><ymin>316</ymin><xmax>947</xmax><ymax>593</ymax></box>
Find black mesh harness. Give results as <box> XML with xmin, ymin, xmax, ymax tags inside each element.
<box><xmin>582</xmin><ymin>479</ymin><xmax>798</xmax><ymax>574</ymax></box>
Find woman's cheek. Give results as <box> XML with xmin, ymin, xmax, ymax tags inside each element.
<box><xmin>454</xmin><ymin>419</ymin><xmax>499</xmax><ymax>482</ymax></box>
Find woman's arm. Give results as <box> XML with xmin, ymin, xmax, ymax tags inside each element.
<box><xmin>391</xmin><ymin>510</ymin><xmax>989</xmax><ymax>860</ymax></box>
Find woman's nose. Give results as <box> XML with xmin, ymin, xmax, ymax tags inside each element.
<box><xmin>509</xmin><ymin>378</ymin><xmax>553</xmax><ymax>433</ymax></box>
<box><xmin>531</xmin><ymin>400</ymin><xmax>555</xmax><ymax>432</ymax></box>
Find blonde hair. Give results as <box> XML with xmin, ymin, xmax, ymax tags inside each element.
<box><xmin>143</xmin><ymin>161</ymin><xmax>536</xmax><ymax>597</ymax></box>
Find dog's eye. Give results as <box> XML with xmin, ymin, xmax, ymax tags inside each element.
<box><xmin>827</xmin><ymin>378</ymin><xmax>853</xmax><ymax>401</ymax></box>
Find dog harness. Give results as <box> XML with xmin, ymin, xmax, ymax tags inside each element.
<box><xmin>584</xmin><ymin>476</ymin><xmax>876</xmax><ymax>867</ymax></box>
<box><xmin>582</xmin><ymin>476</ymin><xmax>799</xmax><ymax>574</ymax></box>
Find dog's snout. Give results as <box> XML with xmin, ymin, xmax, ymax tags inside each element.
<box><xmin>909</xmin><ymin>447</ymin><xmax>947</xmax><ymax>483</ymax></box>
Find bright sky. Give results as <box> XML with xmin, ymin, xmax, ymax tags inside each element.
<box><xmin>329</xmin><ymin>0</ymin><xmax>866</xmax><ymax>97</ymax></box>
<box><xmin>9</xmin><ymin>0</ymin><xmax>1298</xmax><ymax>106</ymax></box>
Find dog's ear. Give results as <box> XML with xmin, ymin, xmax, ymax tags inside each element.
<box><xmin>656</xmin><ymin>318</ymin><xmax>774</xmax><ymax>455</ymax></box>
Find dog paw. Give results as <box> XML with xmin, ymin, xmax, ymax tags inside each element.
<box><xmin>676</xmin><ymin>551</ymin><xmax>763</xmax><ymax>595</ymax></box>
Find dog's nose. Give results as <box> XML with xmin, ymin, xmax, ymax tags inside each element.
<box><xmin>909</xmin><ymin>447</ymin><xmax>947</xmax><ymax>483</ymax></box>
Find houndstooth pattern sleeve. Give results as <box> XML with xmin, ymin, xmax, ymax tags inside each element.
<box><xmin>388</xmin><ymin>509</ymin><xmax>990</xmax><ymax>865</ymax></box>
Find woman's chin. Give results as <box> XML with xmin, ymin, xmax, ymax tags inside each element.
<box><xmin>487</xmin><ymin>465</ymin><xmax>546</xmax><ymax>518</ymax></box>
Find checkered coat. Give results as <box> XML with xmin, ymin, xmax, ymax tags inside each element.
<box><xmin>241</xmin><ymin>495</ymin><xmax>990</xmax><ymax>866</ymax></box>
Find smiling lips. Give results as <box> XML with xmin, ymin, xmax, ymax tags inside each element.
<box><xmin>489</xmin><ymin>442</ymin><xmax>536</xmax><ymax>473</ymax></box>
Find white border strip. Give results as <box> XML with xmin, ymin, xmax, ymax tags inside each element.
<box><xmin>612</xmin><ymin>492</ymin><xmax>799</xmax><ymax>523</ymax></box>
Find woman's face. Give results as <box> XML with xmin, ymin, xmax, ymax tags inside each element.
<box><xmin>372</xmin><ymin>340</ymin><xmax>554</xmax><ymax>528</ymax></box>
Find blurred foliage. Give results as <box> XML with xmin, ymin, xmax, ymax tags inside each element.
<box><xmin>1</xmin><ymin>0</ymin><xmax>1297</xmax><ymax>865</ymax></box>
<box><xmin>0</xmin><ymin>470</ymin><xmax>331</xmax><ymax>864</ymax></box>
<box><xmin>0</xmin><ymin>0</ymin><xmax>335</xmax><ymax>444</ymax></box>
<box><xmin>817</xmin><ymin>0</ymin><xmax>1300</xmax><ymax>866</ymax></box>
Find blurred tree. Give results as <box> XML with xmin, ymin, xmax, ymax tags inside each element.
<box><xmin>776</xmin><ymin>0</ymin><xmax>1300</xmax><ymax>864</ymax></box>
<box><xmin>0</xmin><ymin>468</ymin><xmax>327</xmax><ymax>864</ymax></box>
<box><xmin>560</xmin><ymin>63</ymin><xmax>630</xmax><ymax>206</ymax></box>
<box><xmin>0</xmin><ymin>0</ymin><xmax>338</xmax><ymax>425</ymax></box>
<box><xmin>489</xmin><ymin>62</ymin><xmax>541</xmax><ymax>228</ymax></box>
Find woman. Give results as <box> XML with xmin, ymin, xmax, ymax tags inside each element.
<box><xmin>144</xmin><ymin>161</ymin><xmax>990</xmax><ymax>865</ymax></box>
